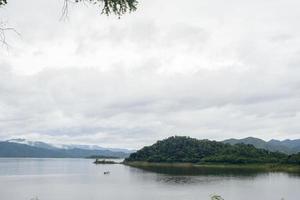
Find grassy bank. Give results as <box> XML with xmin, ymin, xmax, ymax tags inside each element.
<box><xmin>123</xmin><ymin>161</ymin><xmax>300</xmax><ymax>174</ymax></box>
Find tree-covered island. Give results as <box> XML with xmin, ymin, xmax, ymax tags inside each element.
<box><xmin>124</xmin><ymin>136</ymin><xmax>300</xmax><ymax>172</ymax></box>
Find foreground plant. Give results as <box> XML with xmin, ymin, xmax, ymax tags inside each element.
<box><xmin>211</xmin><ymin>195</ymin><xmax>224</xmax><ymax>200</ymax></box>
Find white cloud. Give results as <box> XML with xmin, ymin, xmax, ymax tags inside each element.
<box><xmin>0</xmin><ymin>0</ymin><xmax>300</xmax><ymax>148</ymax></box>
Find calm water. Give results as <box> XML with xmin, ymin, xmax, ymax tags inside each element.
<box><xmin>0</xmin><ymin>158</ymin><xmax>299</xmax><ymax>200</ymax></box>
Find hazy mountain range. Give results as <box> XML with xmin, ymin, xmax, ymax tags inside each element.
<box><xmin>0</xmin><ymin>137</ymin><xmax>299</xmax><ymax>158</ymax></box>
<box><xmin>222</xmin><ymin>137</ymin><xmax>300</xmax><ymax>154</ymax></box>
<box><xmin>0</xmin><ymin>139</ymin><xmax>135</xmax><ymax>158</ymax></box>
<box><xmin>6</xmin><ymin>138</ymin><xmax>134</xmax><ymax>153</ymax></box>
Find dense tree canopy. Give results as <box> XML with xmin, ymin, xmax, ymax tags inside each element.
<box><xmin>126</xmin><ymin>136</ymin><xmax>300</xmax><ymax>164</ymax></box>
<box><xmin>286</xmin><ymin>153</ymin><xmax>300</xmax><ymax>165</ymax></box>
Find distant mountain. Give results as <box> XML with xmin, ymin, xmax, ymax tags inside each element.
<box><xmin>6</xmin><ymin>139</ymin><xmax>58</xmax><ymax>150</ymax></box>
<box><xmin>6</xmin><ymin>138</ymin><xmax>135</xmax><ymax>153</ymax></box>
<box><xmin>59</xmin><ymin>144</ymin><xmax>135</xmax><ymax>154</ymax></box>
<box><xmin>0</xmin><ymin>139</ymin><xmax>133</xmax><ymax>158</ymax></box>
<box><xmin>280</xmin><ymin>139</ymin><xmax>300</xmax><ymax>153</ymax></box>
<box><xmin>222</xmin><ymin>137</ymin><xmax>300</xmax><ymax>154</ymax></box>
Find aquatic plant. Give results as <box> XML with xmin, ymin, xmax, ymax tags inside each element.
<box><xmin>211</xmin><ymin>195</ymin><xmax>224</xmax><ymax>200</ymax></box>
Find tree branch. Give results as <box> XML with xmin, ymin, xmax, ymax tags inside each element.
<box><xmin>0</xmin><ymin>21</ymin><xmax>20</xmax><ymax>49</ymax></box>
<box><xmin>0</xmin><ymin>0</ymin><xmax>7</xmax><ymax>7</ymax></box>
<box><xmin>0</xmin><ymin>0</ymin><xmax>138</xmax><ymax>47</ymax></box>
<box><xmin>61</xmin><ymin>0</ymin><xmax>138</xmax><ymax>20</ymax></box>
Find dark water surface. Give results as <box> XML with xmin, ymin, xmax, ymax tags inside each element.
<box><xmin>0</xmin><ymin>158</ymin><xmax>299</xmax><ymax>200</ymax></box>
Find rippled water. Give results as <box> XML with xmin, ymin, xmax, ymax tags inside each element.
<box><xmin>0</xmin><ymin>158</ymin><xmax>299</xmax><ymax>200</ymax></box>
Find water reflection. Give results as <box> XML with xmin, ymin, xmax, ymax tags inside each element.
<box><xmin>157</xmin><ymin>176</ymin><xmax>194</xmax><ymax>184</ymax></box>
<box><xmin>155</xmin><ymin>175</ymin><xmax>236</xmax><ymax>185</ymax></box>
<box><xmin>129</xmin><ymin>164</ymin><xmax>268</xmax><ymax>177</ymax></box>
<box><xmin>127</xmin><ymin>165</ymin><xmax>269</xmax><ymax>186</ymax></box>
<box><xmin>127</xmin><ymin>163</ymin><xmax>300</xmax><ymax>187</ymax></box>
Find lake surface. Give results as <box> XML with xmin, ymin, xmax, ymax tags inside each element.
<box><xmin>0</xmin><ymin>158</ymin><xmax>299</xmax><ymax>200</ymax></box>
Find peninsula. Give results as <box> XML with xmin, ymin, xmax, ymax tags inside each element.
<box><xmin>124</xmin><ymin>136</ymin><xmax>300</xmax><ymax>172</ymax></box>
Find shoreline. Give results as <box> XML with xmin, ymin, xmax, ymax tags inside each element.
<box><xmin>123</xmin><ymin>161</ymin><xmax>300</xmax><ymax>173</ymax></box>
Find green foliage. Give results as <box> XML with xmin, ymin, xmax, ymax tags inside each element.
<box><xmin>0</xmin><ymin>0</ymin><xmax>6</xmax><ymax>5</ymax></box>
<box><xmin>80</xmin><ymin>0</ymin><xmax>138</xmax><ymax>16</ymax></box>
<box><xmin>94</xmin><ymin>159</ymin><xmax>117</xmax><ymax>164</ymax></box>
<box><xmin>0</xmin><ymin>0</ymin><xmax>138</xmax><ymax>16</ymax></box>
<box><xmin>211</xmin><ymin>195</ymin><xmax>224</xmax><ymax>200</ymax></box>
<box><xmin>202</xmin><ymin>143</ymin><xmax>287</xmax><ymax>164</ymax></box>
<box><xmin>285</xmin><ymin>153</ymin><xmax>300</xmax><ymax>164</ymax></box>
<box><xmin>126</xmin><ymin>136</ymin><xmax>299</xmax><ymax>164</ymax></box>
<box><xmin>0</xmin><ymin>0</ymin><xmax>7</xmax><ymax>7</ymax></box>
<box><xmin>126</xmin><ymin>136</ymin><xmax>226</xmax><ymax>163</ymax></box>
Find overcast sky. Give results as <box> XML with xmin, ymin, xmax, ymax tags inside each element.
<box><xmin>0</xmin><ymin>0</ymin><xmax>300</xmax><ymax>149</ymax></box>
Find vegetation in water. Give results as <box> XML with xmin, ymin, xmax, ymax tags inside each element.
<box><xmin>211</xmin><ymin>195</ymin><xmax>224</xmax><ymax>200</ymax></box>
<box><xmin>94</xmin><ymin>159</ymin><xmax>118</xmax><ymax>164</ymax></box>
<box><xmin>125</xmin><ymin>136</ymin><xmax>300</xmax><ymax>165</ymax></box>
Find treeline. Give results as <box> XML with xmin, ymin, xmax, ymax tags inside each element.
<box><xmin>125</xmin><ymin>136</ymin><xmax>300</xmax><ymax>164</ymax></box>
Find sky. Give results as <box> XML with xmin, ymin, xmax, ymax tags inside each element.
<box><xmin>0</xmin><ymin>0</ymin><xmax>300</xmax><ymax>149</ymax></box>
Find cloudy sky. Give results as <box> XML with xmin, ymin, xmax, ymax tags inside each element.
<box><xmin>0</xmin><ymin>0</ymin><xmax>300</xmax><ymax>149</ymax></box>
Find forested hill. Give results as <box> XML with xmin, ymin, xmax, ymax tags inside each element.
<box><xmin>223</xmin><ymin>137</ymin><xmax>300</xmax><ymax>154</ymax></box>
<box><xmin>125</xmin><ymin>136</ymin><xmax>300</xmax><ymax>164</ymax></box>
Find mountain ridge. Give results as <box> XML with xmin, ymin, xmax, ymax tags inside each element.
<box><xmin>222</xmin><ymin>137</ymin><xmax>300</xmax><ymax>154</ymax></box>
<box><xmin>6</xmin><ymin>138</ymin><xmax>135</xmax><ymax>153</ymax></box>
<box><xmin>2</xmin><ymin>137</ymin><xmax>299</xmax><ymax>158</ymax></box>
<box><xmin>0</xmin><ymin>139</ymin><xmax>133</xmax><ymax>158</ymax></box>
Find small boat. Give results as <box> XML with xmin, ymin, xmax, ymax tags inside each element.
<box><xmin>104</xmin><ymin>171</ymin><xmax>110</xmax><ymax>175</ymax></box>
